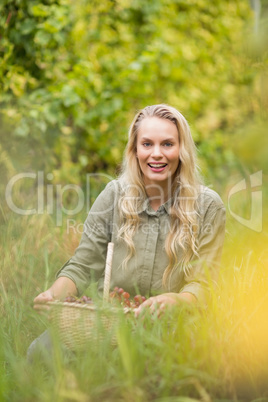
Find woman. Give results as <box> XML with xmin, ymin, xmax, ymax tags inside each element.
<box><xmin>29</xmin><ymin>104</ymin><xmax>225</xmax><ymax>359</ymax></box>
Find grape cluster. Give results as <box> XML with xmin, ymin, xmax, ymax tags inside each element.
<box><xmin>109</xmin><ymin>287</ymin><xmax>146</xmax><ymax>308</ymax></box>
<box><xmin>63</xmin><ymin>288</ymin><xmax>146</xmax><ymax>309</ymax></box>
<box><xmin>64</xmin><ymin>295</ymin><xmax>93</xmax><ymax>304</ymax></box>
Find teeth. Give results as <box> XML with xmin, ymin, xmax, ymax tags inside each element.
<box><xmin>149</xmin><ymin>163</ymin><xmax>167</xmax><ymax>168</ymax></box>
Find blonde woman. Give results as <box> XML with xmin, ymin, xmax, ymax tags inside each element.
<box><xmin>29</xmin><ymin>104</ymin><xmax>225</xmax><ymax>359</ymax></box>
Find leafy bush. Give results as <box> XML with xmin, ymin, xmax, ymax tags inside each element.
<box><xmin>0</xmin><ymin>0</ymin><xmax>262</xmax><ymax>188</ymax></box>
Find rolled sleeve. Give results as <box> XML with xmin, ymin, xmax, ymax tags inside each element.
<box><xmin>56</xmin><ymin>181</ymin><xmax>118</xmax><ymax>295</ymax></box>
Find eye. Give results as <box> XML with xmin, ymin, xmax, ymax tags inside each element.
<box><xmin>143</xmin><ymin>142</ymin><xmax>151</xmax><ymax>147</ymax></box>
<box><xmin>164</xmin><ymin>142</ymin><xmax>173</xmax><ymax>147</ymax></box>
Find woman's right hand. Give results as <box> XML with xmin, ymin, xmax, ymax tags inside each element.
<box><xmin>33</xmin><ymin>277</ymin><xmax>78</xmax><ymax>312</ymax></box>
<box><xmin>33</xmin><ymin>289</ymin><xmax>54</xmax><ymax>312</ymax></box>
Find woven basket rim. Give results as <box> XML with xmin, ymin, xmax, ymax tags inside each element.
<box><xmin>47</xmin><ymin>300</ymin><xmax>97</xmax><ymax>310</ymax></box>
<box><xmin>47</xmin><ymin>300</ymin><xmax>132</xmax><ymax>314</ymax></box>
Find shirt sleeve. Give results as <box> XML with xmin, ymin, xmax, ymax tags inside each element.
<box><xmin>56</xmin><ymin>181</ymin><xmax>118</xmax><ymax>295</ymax></box>
<box><xmin>179</xmin><ymin>190</ymin><xmax>226</xmax><ymax>303</ymax></box>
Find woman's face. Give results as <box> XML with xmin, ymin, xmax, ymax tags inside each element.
<box><xmin>136</xmin><ymin>117</ymin><xmax>180</xmax><ymax>190</ymax></box>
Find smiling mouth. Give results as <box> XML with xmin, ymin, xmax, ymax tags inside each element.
<box><xmin>148</xmin><ymin>163</ymin><xmax>167</xmax><ymax>168</ymax></box>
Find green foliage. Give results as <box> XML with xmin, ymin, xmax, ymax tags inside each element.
<box><xmin>1</xmin><ymin>0</ymin><xmax>264</xmax><ymax>189</ymax></box>
<box><xmin>1</xmin><ymin>2</ymin><xmax>267</xmax><ymax>400</ymax></box>
<box><xmin>0</xmin><ymin>211</ymin><xmax>268</xmax><ymax>401</ymax></box>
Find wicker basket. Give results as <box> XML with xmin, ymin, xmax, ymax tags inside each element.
<box><xmin>47</xmin><ymin>301</ymin><xmax>122</xmax><ymax>349</ymax></box>
<box><xmin>47</xmin><ymin>243</ymin><xmax>129</xmax><ymax>349</ymax></box>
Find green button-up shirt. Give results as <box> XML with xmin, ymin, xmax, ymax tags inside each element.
<box><xmin>57</xmin><ymin>180</ymin><xmax>226</xmax><ymax>301</ymax></box>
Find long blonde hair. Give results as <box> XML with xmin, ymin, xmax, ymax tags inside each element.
<box><xmin>118</xmin><ymin>104</ymin><xmax>202</xmax><ymax>289</ymax></box>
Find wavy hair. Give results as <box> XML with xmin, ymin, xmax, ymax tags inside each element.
<box><xmin>117</xmin><ymin>104</ymin><xmax>202</xmax><ymax>290</ymax></box>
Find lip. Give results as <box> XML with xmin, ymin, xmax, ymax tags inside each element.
<box><xmin>148</xmin><ymin>163</ymin><xmax>167</xmax><ymax>173</ymax></box>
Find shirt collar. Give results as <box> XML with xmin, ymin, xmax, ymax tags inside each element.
<box><xmin>140</xmin><ymin>197</ymin><xmax>173</xmax><ymax>216</ymax></box>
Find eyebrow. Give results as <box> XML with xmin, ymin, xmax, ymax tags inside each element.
<box><xmin>139</xmin><ymin>137</ymin><xmax>175</xmax><ymax>142</ymax></box>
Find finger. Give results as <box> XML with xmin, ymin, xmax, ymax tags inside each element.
<box><xmin>134</xmin><ymin>307</ymin><xmax>140</xmax><ymax>318</ymax></box>
<box><xmin>34</xmin><ymin>293</ymin><xmax>53</xmax><ymax>304</ymax></box>
<box><xmin>159</xmin><ymin>303</ymin><xmax>166</xmax><ymax>311</ymax></box>
<box><xmin>149</xmin><ymin>301</ymin><xmax>159</xmax><ymax>314</ymax></box>
<box><xmin>33</xmin><ymin>296</ymin><xmax>46</xmax><ymax>304</ymax></box>
<box><xmin>134</xmin><ymin>302</ymin><xmax>151</xmax><ymax>318</ymax></box>
<box><xmin>156</xmin><ymin>303</ymin><xmax>166</xmax><ymax>318</ymax></box>
<box><xmin>140</xmin><ymin>298</ymin><xmax>154</xmax><ymax>308</ymax></box>
<box><xmin>134</xmin><ymin>298</ymin><xmax>152</xmax><ymax>317</ymax></box>
<box><xmin>134</xmin><ymin>304</ymin><xmax>147</xmax><ymax>318</ymax></box>
<box><xmin>149</xmin><ymin>300</ymin><xmax>168</xmax><ymax>318</ymax></box>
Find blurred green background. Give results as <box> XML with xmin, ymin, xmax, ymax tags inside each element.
<box><xmin>1</xmin><ymin>0</ymin><xmax>267</xmax><ymax>190</ymax></box>
<box><xmin>0</xmin><ymin>1</ymin><xmax>267</xmax><ymax>401</ymax></box>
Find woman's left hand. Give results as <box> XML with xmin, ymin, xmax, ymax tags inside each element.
<box><xmin>134</xmin><ymin>292</ymin><xmax>196</xmax><ymax>318</ymax></box>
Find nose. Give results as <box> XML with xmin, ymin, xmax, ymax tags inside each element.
<box><xmin>151</xmin><ymin>144</ymin><xmax>163</xmax><ymax>158</ymax></box>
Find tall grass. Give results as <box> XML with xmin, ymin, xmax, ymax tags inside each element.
<box><xmin>0</xmin><ymin>189</ymin><xmax>267</xmax><ymax>401</ymax></box>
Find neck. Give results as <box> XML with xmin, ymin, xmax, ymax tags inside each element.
<box><xmin>144</xmin><ymin>179</ymin><xmax>174</xmax><ymax>211</ymax></box>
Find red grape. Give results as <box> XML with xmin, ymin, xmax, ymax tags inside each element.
<box><xmin>133</xmin><ymin>295</ymin><xmax>142</xmax><ymax>303</ymax></box>
<box><xmin>108</xmin><ymin>287</ymin><xmax>147</xmax><ymax>309</ymax></box>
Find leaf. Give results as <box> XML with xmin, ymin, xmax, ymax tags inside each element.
<box><xmin>34</xmin><ymin>30</ymin><xmax>51</xmax><ymax>46</ymax></box>
<box><xmin>19</xmin><ymin>19</ymin><xmax>36</xmax><ymax>35</ymax></box>
<box><xmin>30</xmin><ymin>4</ymin><xmax>50</xmax><ymax>17</ymax></box>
